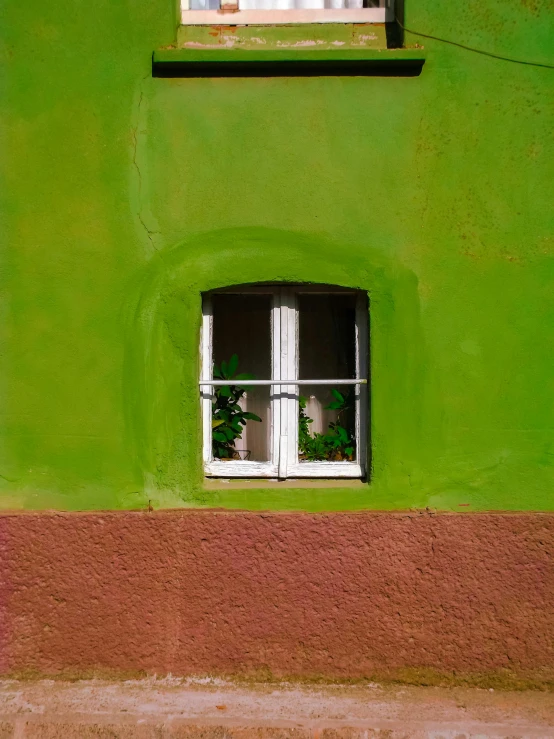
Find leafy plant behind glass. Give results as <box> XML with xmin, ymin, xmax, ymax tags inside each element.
<box><xmin>298</xmin><ymin>389</ymin><xmax>355</xmax><ymax>462</ymax></box>
<box><xmin>212</xmin><ymin>353</ymin><xmax>262</xmax><ymax>459</ymax></box>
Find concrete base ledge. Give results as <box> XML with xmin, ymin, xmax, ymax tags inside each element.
<box><xmin>0</xmin><ymin>679</ymin><xmax>552</xmax><ymax>738</ymax></box>
<box><xmin>2</xmin><ymin>716</ymin><xmax>553</xmax><ymax>738</ymax></box>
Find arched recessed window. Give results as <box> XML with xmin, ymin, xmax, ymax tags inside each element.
<box><xmin>200</xmin><ymin>285</ymin><xmax>368</xmax><ymax>479</ymax></box>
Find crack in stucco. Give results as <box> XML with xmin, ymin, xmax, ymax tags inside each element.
<box><xmin>131</xmin><ymin>76</ymin><xmax>164</xmax><ymax>259</ymax></box>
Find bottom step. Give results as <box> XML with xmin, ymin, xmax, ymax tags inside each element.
<box><xmin>0</xmin><ymin>678</ymin><xmax>552</xmax><ymax>738</ymax></box>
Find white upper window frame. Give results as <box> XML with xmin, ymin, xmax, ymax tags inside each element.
<box><xmin>181</xmin><ymin>0</ymin><xmax>394</xmax><ymax>26</ymax></box>
<box><xmin>200</xmin><ymin>285</ymin><xmax>368</xmax><ymax>479</ymax></box>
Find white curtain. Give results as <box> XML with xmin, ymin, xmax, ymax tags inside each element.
<box><xmin>234</xmin><ymin>391</ymin><xmax>271</xmax><ymax>462</ymax></box>
<box><xmin>305</xmin><ymin>394</ymin><xmax>330</xmax><ymax>435</ymax></box>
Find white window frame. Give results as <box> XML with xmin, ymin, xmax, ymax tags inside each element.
<box><xmin>200</xmin><ymin>285</ymin><xmax>368</xmax><ymax>479</ymax></box>
<box><xmin>181</xmin><ymin>0</ymin><xmax>393</xmax><ymax>26</ymax></box>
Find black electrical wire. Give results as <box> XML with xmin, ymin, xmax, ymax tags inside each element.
<box><xmin>395</xmin><ymin>14</ymin><xmax>554</xmax><ymax>69</ymax></box>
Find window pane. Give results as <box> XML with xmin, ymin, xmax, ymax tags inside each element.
<box><xmin>297</xmin><ymin>294</ymin><xmax>358</xmax><ymax>463</ymax></box>
<box><xmin>211</xmin><ymin>294</ymin><xmax>271</xmax><ymax>462</ymax></box>
<box><xmin>299</xmin><ymin>384</ymin><xmax>357</xmax><ymax>462</ymax></box>
<box><xmin>189</xmin><ymin>0</ymin><xmax>220</xmax><ymax>8</ymax></box>
<box><xmin>298</xmin><ymin>294</ymin><xmax>357</xmax><ymax>380</ymax></box>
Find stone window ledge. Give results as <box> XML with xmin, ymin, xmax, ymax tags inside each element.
<box><xmin>152</xmin><ymin>45</ymin><xmax>426</xmax><ymax>76</ymax></box>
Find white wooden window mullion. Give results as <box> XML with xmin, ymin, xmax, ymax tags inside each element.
<box><xmin>271</xmin><ymin>290</ymin><xmax>282</xmax><ymax>471</ymax></box>
<box><xmin>284</xmin><ymin>288</ymin><xmax>298</xmax><ymax>477</ymax></box>
<box><xmin>356</xmin><ymin>293</ymin><xmax>368</xmax><ymax>476</ymax></box>
<box><xmin>278</xmin><ymin>287</ymin><xmax>296</xmax><ymax>478</ymax></box>
<box><xmin>200</xmin><ymin>296</ymin><xmax>213</xmax><ymax>466</ymax></box>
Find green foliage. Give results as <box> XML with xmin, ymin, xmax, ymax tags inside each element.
<box><xmin>212</xmin><ymin>354</ymin><xmax>261</xmax><ymax>459</ymax></box>
<box><xmin>298</xmin><ymin>389</ymin><xmax>355</xmax><ymax>462</ymax></box>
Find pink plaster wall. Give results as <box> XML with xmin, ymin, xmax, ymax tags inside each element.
<box><xmin>0</xmin><ymin>511</ymin><xmax>552</xmax><ymax>678</ymax></box>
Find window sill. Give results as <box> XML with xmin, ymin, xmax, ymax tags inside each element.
<box><xmin>152</xmin><ymin>46</ymin><xmax>426</xmax><ymax>76</ymax></box>
<box><xmin>206</xmin><ymin>463</ymin><xmax>363</xmax><ymax>478</ymax></box>
<box><xmin>204</xmin><ymin>477</ymin><xmax>367</xmax><ymax>490</ymax></box>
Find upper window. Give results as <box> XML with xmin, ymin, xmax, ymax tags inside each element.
<box><xmin>200</xmin><ymin>285</ymin><xmax>368</xmax><ymax>479</ymax></box>
<box><xmin>181</xmin><ymin>0</ymin><xmax>393</xmax><ymax>25</ymax></box>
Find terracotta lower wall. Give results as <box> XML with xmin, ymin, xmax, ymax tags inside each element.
<box><xmin>0</xmin><ymin>511</ymin><xmax>552</xmax><ymax>678</ymax></box>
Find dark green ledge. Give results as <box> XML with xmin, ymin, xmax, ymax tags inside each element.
<box><xmin>152</xmin><ymin>47</ymin><xmax>426</xmax><ymax>77</ymax></box>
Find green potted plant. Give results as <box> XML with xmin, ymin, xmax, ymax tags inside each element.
<box><xmin>212</xmin><ymin>354</ymin><xmax>262</xmax><ymax>460</ymax></box>
<box><xmin>298</xmin><ymin>389</ymin><xmax>355</xmax><ymax>462</ymax></box>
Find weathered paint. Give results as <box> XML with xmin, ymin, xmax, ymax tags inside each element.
<box><xmin>0</xmin><ymin>511</ymin><xmax>552</xmax><ymax>679</ymax></box>
<box><xmin>1</xmin><ymin>0</ymin><xmax>554</xmax><ymax>512</ymax></box>
<box><xmin>175</xmin><ymin>22</ymin><xmax>389</xmax><ymax>48</ymax></box>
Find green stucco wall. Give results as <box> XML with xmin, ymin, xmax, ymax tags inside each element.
<box><xmin>2</xmin><ymin>0</ymin><xmax>553</xmax><ymax>512</ymax></box>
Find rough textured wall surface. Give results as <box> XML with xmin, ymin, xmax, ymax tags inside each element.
<box><xmin>1</xmin><ymin>0</ymin><xmax>553</xmax><ymax>512</ymax></box>
<box><xmin>0</xmin><ymin>511</ymin><xmax>552</xmax><ymax>677</ymax></box>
